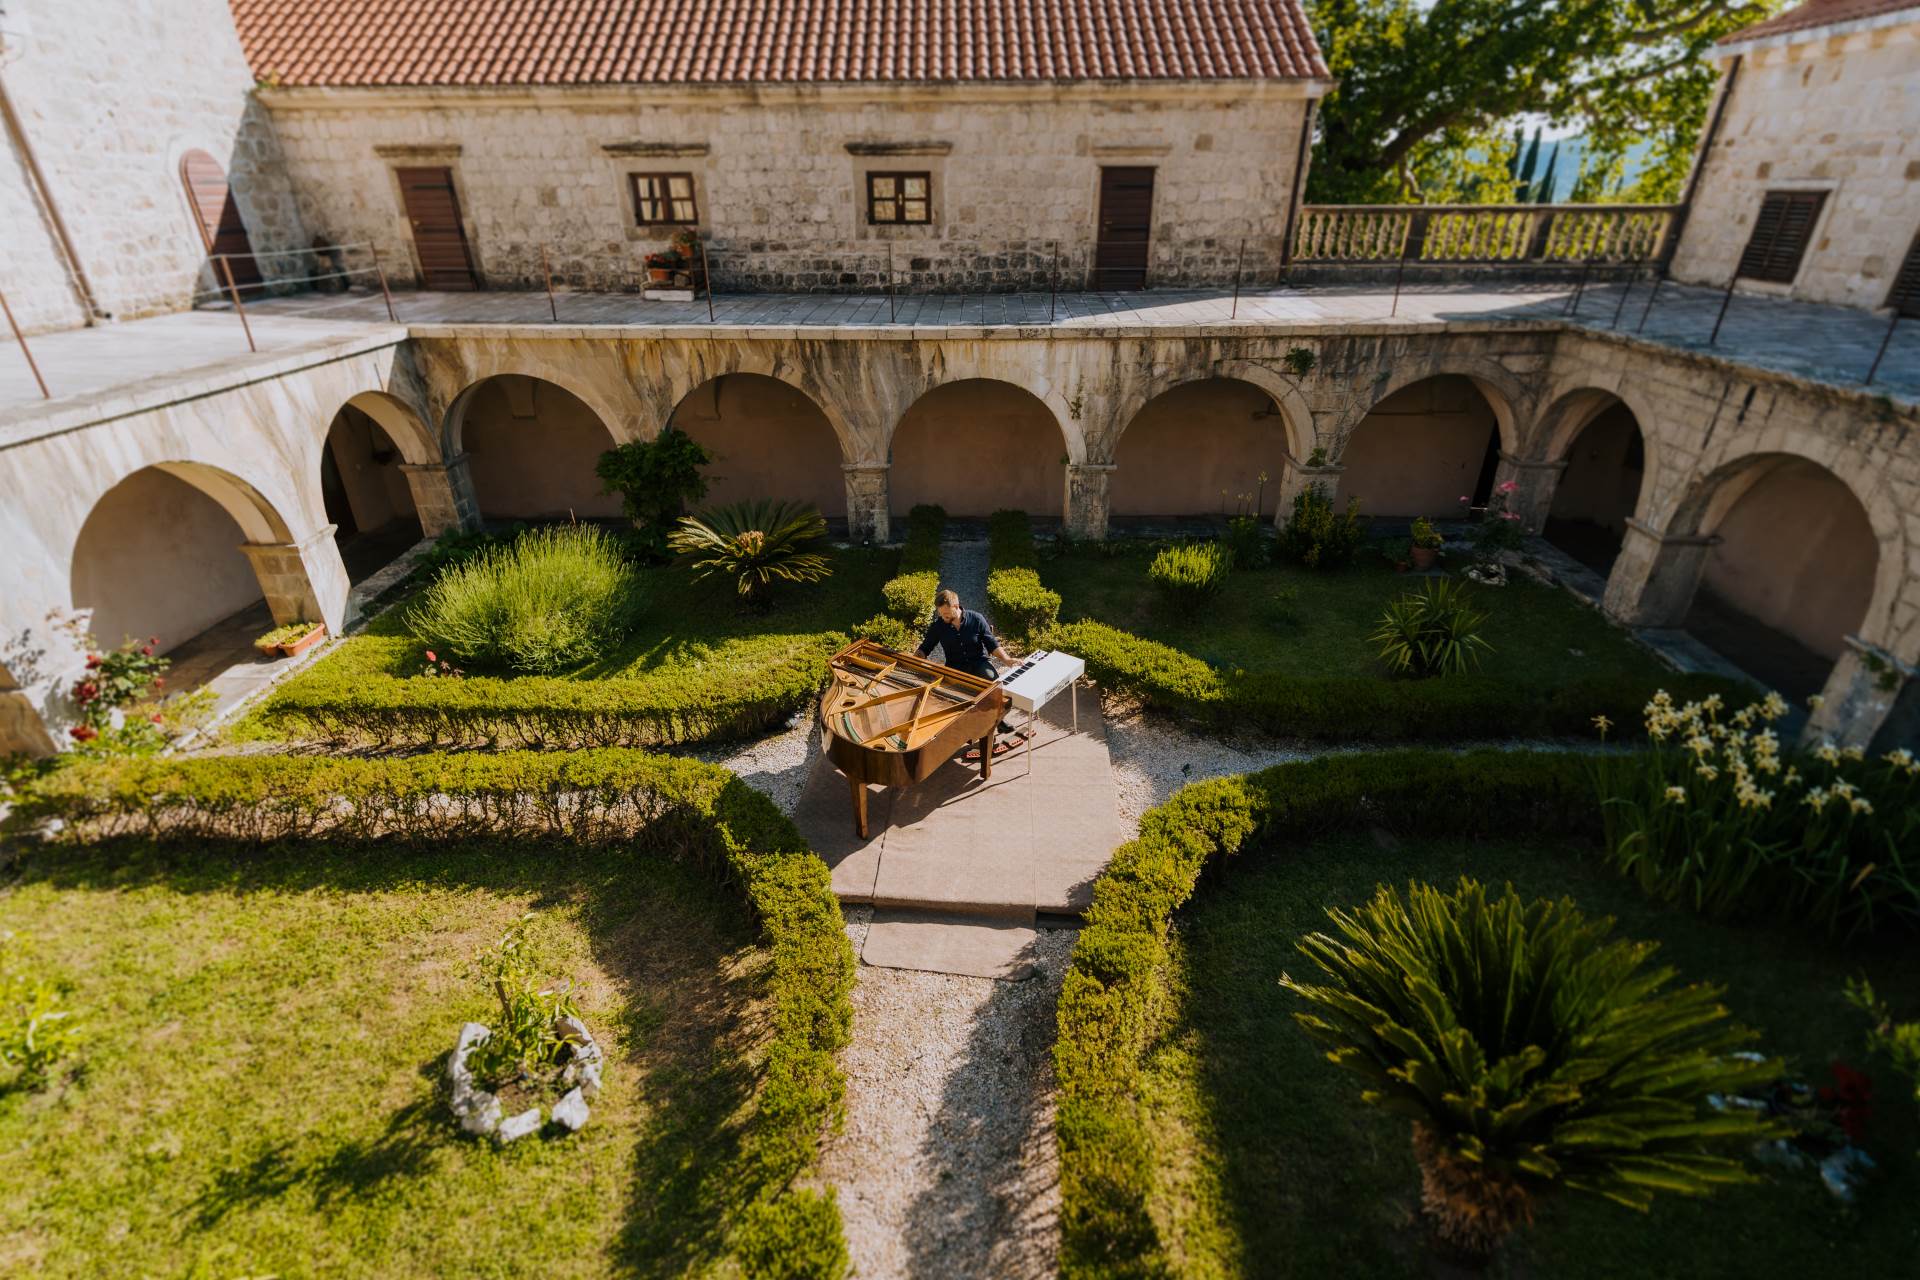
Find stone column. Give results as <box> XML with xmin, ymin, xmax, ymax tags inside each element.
<box><xmin>842</xmin><ymin>462</ymin><xmax>890</xmax><ymax>543</ymax></box>
<box><xmin>1492</xmin><ymin>452</ymin><xmax>1568</xmax><ymax>532</ymax></box>
<box><xmin>1602</xmin><ymin>518</ymin><xmax>1721</xmax><ymax>627</ymax></box>
<box><xmin>1273</xmin><ymin>459</ymin><xmax>1345</xmax><ymax>527</ymax></box>
<box><xmin>1802</xmin><ymin>637</ymin><xmax>1917</xmax><ymax>750</ymax></box>
<box><xmin>1065</xmin><ymin>463</ymin><xmax>1116</xmax><ymax>540</ymax></box>
<box><xmin>400</xmin><ymin>453</ymin><xmax>482</xmax><ymax>537</ymax></box>
<box><xmin>240</xmin><ymin>525</ymin><xmax>351</xmax><ymax>634</ymax></box>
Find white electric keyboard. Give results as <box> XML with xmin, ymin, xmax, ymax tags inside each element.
<box><xmin>996</xmin><ymin>649</ymin><xmax>1085</xmax><ymax>713</ymax></box>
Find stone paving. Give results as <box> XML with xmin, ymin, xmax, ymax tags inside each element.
<box><xmin>6</xmin><ymin>278</ymin><xmax>1915</xmax><ymax>417</ymax></box>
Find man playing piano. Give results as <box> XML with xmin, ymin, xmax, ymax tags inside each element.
<box><xmin>919</xmin><ymin>589</ymin><xmax>1028</xmax><ymax>749</ymax></box>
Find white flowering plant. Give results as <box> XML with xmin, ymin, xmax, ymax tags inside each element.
<box><xmin>1592</xmin><ymin>689</ymin><xmax>1919</xmax><ymax>939</ymax></box>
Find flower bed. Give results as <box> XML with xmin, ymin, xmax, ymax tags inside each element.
<box><xmin>11</xmin><ymin>749</ymin><xmax>855</xmax><ymax>1278</ymax></box>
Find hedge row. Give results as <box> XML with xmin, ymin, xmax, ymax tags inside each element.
<box><xmin>256</xmin><ymin>636</ymin><xmax>847</xmax><ymax>749</ymax></box>
<box><xmin>1054</xmin><ymin>750</ymin><xmax>1599</xmax><ymax>1279</ymax></box>
<box><xmin>1045</xmin><ymin>617</ymin><xmax>1747</xmax><ymax>742</ymax></box>
<box><xmin>12</xmin><ymin>749</ymin><xmax>856</xmax><ymax>1280</ymax></box>
<box><xmin>985</xmin><ymin>509</ymin><xmax>1061</xmax><ymax>641</ymax></box>
<box><xmin>879</xmin><ymin>504</ymin><xmax>947</xmax><ymax>624</ymax></box>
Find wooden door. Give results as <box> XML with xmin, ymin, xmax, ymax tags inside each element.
<box><xmin>1094</xmin><ymin>167</ymin><xmax>1155</xmax><ymax>290</ymax></box>
<box><xmin>396</xmin><ymin>166</ymin><xmax>479</xmax><ymax>290</ymax></box>
<box><xmin>179</xmin><ymin>150</ymin><xmax>262</xmax><ymax>290</ymax></box>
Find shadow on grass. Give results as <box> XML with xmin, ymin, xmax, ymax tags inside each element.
<box><xmin>17</xmin><ymin>832</ymin><xmax>787</xmax><ymax>1278</ymax></box>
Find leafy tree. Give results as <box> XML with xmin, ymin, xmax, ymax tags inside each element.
<box><xmin>1283</xmin><ymin>878</ymin><xmax>1779</xmax><ymax>1260</ymax></box>
<box><xmin>1306</xmin><ymin>0</ymin><xmax>1781</xmax><ymax>204</ymax></box>
<box><xmin>595</xmin><ymin>430</ymin><xmax>712</xmax><ymax>557</ymax></box>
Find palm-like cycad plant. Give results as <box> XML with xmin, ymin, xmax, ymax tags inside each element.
<box><xmin>668</xmin><ymin>499</ymin><xmax>833</xmax><ymax>607</ymax></box>
<box><xmin>1281</xmin><ymin>878</ymin><xmax>1778</xmax><ymax>1261</ymax></box>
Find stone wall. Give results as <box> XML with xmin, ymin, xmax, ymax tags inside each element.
<box><xmin>1670</xmin><ymin>15</ymin><xmax>1920</xmax><ymax>310</ymax></box>
<box><xmin>0</xmin><ymin>0</ymin><xmax>310</xmax><ymax>334</ymax></box>
<box><xmin>258</xmin><ymin>82</ymin><xmax>1314</xmax><ymax>293</ymax></box>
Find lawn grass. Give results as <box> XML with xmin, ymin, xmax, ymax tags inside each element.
<box><xmin>232</xmin><ymin>545</ymin><xmax>895</xmax><ymax>744</ymax></box>
<box><xmin>1043</xmin><ymin>543</ymin><xmax>1668</xmax><ymax>691</ymax></box>
<box><xmin>0</xmin><ymin>837</ymin><xmax>783</xmax><ymax>1279</ymax></box>
<box><xmin>1139</xmin><ymin>833</ymin><xmax>1920</xmax><ymax>1279</ymax></box>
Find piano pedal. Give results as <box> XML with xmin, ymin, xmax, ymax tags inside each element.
<box><xmin>964</xmin><ymin>726</ymin><xmax>1034</xmax><ymax>761</ymax></box>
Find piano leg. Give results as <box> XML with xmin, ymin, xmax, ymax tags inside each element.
<box><xmin>977</xmin><ymin>733</ymin><xmax>993</xmax><ymax>781</ymax></box>
<box><xmin>850</xmin><ymin>777</ymin><xmax>869</xmax><ymax>840</ymax></box>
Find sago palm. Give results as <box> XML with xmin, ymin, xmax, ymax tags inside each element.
<box><xmin>668</xmin><ymin>499</ymin><xmax>833</xmax><ymax>607</ymax></box>
<box><xmin>1280</xmin><ymin>878</ymin><xmax>1778</xmax><ymax>1261</ymax></box>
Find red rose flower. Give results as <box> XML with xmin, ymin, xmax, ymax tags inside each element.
<box><xmin>142</xmin><ymin>644</ymin><xmax>155</xmax><ymax>656</ymax></box>
<box><xmin>425</xmin><ymin>650</ymin><xmax>437</xmax><ymax>663</ymax></box>
<box><xmin>151</xmin><ymin>714</ymin><xmax>165</xmax><ymax>725</ymax></box>
<box><xmin>153</xmin><ymin>676</ymin><xmax>166</xmax><ymax>687</ymax></box>
<box><xmin>85</xmin><ymin>654</ymin><xmax>101</xmax><ymax>669</ymax></box>
<box><xmin>69</xmin><ymin>724</ymin><xmax>98</xmax><ymax>742</ymax></box>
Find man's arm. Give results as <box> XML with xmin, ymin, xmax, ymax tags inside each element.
<box><xmin>916</xmin><ymin>617</ymin><xmax>942</xmax><ymax>658</ymax></box>
<box><xmin>980</xmin><ymin>617</ymin><xmax>1012</xmax><ymax>665</ymax></box>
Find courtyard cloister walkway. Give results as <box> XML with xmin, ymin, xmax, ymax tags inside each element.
<box><xmin>3</xmin><ymin>279</ymin><xmax>1917</xmax><ymax>418</ymax></box>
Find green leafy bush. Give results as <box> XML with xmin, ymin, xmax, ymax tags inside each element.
<box><xmin>1055</xmin><ymin>750</ymin><xmax>1600</xmax><ymax>1277</ymax></box>
<box><xmin>1147</xmin><ymin>541</ymin><xmax>1232</xmax><ymax>605</ymax></box>
<box><xmin>465</xmin><ymin>913</ymin><xmax>583</xmax><ymax>1085</ymax></box>
<box><xmin>1282</xmin><ymin>878</ymin><xmax>1775</xmax><ymax>1259</ymax></box>
<box><xmin>13</xmin><ymin>749</ymin><xmax>855</xmax><ymax>1270</ymax></box>
<box><xmin>413</xmin><ymin>523</ymin><xmax>526</xmax><ymax>581</ymax></box>
<box><xmin>1847</xmin><ymin>978</ymin><xmax>1920</xmax><ymax>1134</ymax></box>
<box><xmin>985</xmin><ymin>510</ymin><xmax>1061</xmax><ymax>641</ymax></box>
<box><xmin>596</xmin><ymin>431</ymin><xmax>712</xmax><ymax>557</ymax></box>
<box><xmin>671</xmin><ymin>500</ymin><xmax>833</xmax><ymax>607</ymax></box>
<box><xmin>880</xmin><ymin>503</ymin><xmax>947</xmax><ymax>623</ymax></box>
<box><xmin>1410</xmin><ymin>515</ymin><xmax>1445</xmax><ymax>550</ymax></box>
<box><xmin>1277</xmin><ymin>482</ymin><xmax>1368</xmax><ymax>569</ymax></box>
<box><xmin>849</xmin><ymin>613</ymin><xmax>914</xmax><ymax>650</ymax></box>
<box><xmin>1593</xmin><ymin>690</ymin><xmax>1920</xmax><ymax>938</ymax></box>
<box><xmin>406</xmin><ymin>525</ymin><xmax>642</xmax><ymax>675</ymax></box>
<box><xmin>1225</xmin><ymin>514</ymin><xmax>1267</xmax><ymax>569</ymax></box>
<box><xmin>733</xmin><ymin>1187</ymin><xmax>851</xmax><ymax>1280</ymax></box>
<box><xmin>1371</xmin><ymin>578</ymin><xmax>1493</xmax><ymax>677</ymax></box>
<box><xmin>0</xmin><ymin>930</ymin><xmax>81</xmax><ymax>1092</ymax></box>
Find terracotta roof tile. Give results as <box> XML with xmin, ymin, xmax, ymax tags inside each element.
<box><xmin>231</xmin><ymin>0</ymin><xmax>1328</xmax><ymax>87</ymax></box>
<box><xmin>1720</xmin><ymin>0</ymin><xmax>1920</xmax><ymax>43</ymax></box>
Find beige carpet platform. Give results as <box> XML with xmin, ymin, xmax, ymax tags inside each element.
<box><xmin>796</xmin><ymin>692</ymin><xmax>1123</xmax><ymax>974</ymax></box>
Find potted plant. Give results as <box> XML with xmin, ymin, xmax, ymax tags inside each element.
<box><xmin>1409</xmin><ymin>517</ymin><xmax>1444</xmax><ymax>570</ymax></box>
<box><xmin>256</xmin><ymin>620</ymin><xmax>326</xmax><ymax>658</ymax></box>
<box><xmin>643</xmin><ymin>249</ymin><xmax>685</xmax><ymax>284</ymax></box>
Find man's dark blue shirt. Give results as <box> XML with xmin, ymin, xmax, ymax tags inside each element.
<box><xmin>918</xmin><ymin>609</ymin><xmax>999</xmax><ymax>673</ymax></box>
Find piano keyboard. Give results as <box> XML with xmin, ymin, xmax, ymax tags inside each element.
<box><xmin>997</xmin><ymin>649</ymin><xmax>1086</xmax><ymax>713</ymax></box>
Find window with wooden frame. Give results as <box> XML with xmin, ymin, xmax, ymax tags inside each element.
<box><xmin>1887</xmin><ymin>227</ymin><xmax>1920</xmax><ymax>319</ymax></box>
<box><xmin>1735</xmin><ymin>189</ymin><xmax>1827</xmax><ymax>284</ymax></box>
<box><xmin>867</xmin><ymin>172</ymin><xmax>931</xmax><ymax>225</ymax></box>
<box><xmin>631</xmin><ymin>173</ymin><xmax>698</xmax><ymax>226</ymax></box>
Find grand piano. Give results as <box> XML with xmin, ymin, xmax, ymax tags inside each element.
<box><xmin>817</xmin><ymin>638</ymin><xmax>1011</xmax><ymax>838</ymax></box>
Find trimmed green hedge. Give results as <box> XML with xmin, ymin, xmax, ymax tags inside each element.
<box><xmin>1054</xmin><ymin>750</ymin><xmax>1599</xmax><ymax>1279</ymax></box>
<box><xmin>1045</xmin><ymin>617</ymin><xmax>1746</xmax><ymax>741</ymax></box>
<box><xmin>880</xmin><ymin>504</ymin><xmax>946</xmax><ymax>624</ymax></box>
<box><xmin>257</xmin><ymin>636</ymin><xmax>847</xmax><ymax>749</ymax></box>
<box><xmin>14</xmin><ymin>750</ymin><xmax>855</xmax><ymax>1279</ymax></box>
<box><xmin>986</xmin><ymin>510</ymin><xmax>1061</xmax><ymax>641</ymax></box>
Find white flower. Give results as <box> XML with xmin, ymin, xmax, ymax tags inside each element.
<box><xmin>1850</xmin><ymin>796</ymin><xmax>1874</xmax><ymax>816</ymax></box>
<box><xmin>1816</xmin><ymin>743</ymin><xmax>1842</xmax><ymax>765</ymax></box>
<box><xmin>1803</xmin><ymin>788</ymin><xmax>1828</xmax><ymax>810</ymax></box>
<box><xmin>1807</xmin><ymin>693</ymin><xmax>1826</xmax><ymax>710</ymax></box>
<box><xmin>1842</xmin><ymin>745</ymin><xmax>1865</xmax><ymax>762</ymax></box>
<box><xmin>1665</xmin><ymin>786</ymin><xmax>1687</xmax><ymax>803</ymax></box>
<box><xmin>1696</xmin><ymin>765</ymin><xmax>1720</xmax><ymax>782</ymax></box>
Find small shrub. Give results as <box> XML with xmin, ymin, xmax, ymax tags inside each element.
<box><xmin>734</xmin><ymin>1188</ymin><xmax>850</xmax><ymax>1280</ymax></box>
<box><xmin>1409</xmin><ymin>515</ymin><xmax>1444</xmax><ymax>550</ymax></box>
<box><xmin>1371</xmin><ymin>578</ymin><xmax>1492</xmax><ymax>677</ymax></box>
<box><xmin>1592</xmin><ymin>690</ymin><xmax>1920</xmax><ymax>938</ymax></box>
<box><xmin>1224</xmin><ymin>514</ymin><xmax>1266</xmax><ymax>569</ymax></box>
<box><xmin>1282</xmin><ymin>878</ymin><xmax>1777</xmax><ymax>1260</ymax></box>
<box><xmin>67</xmin><ymin>632</ymin><xmax>169</xmax><ymax>741</ymax></box>
<box><xmin>1147</xmin><ymin>541</ymin><xmax>1232</xmax><ymax>606</ymax></box>
<box><xmin>880</xmin><ymin>504</ymin><xmax>946</xmax><ymax>623</ymax></box>
<box><xmin>670</xmin><ymin>500</ymin><xmax>833</xmax><ymax>608</ymax></box>
<box><xmin>987</xmin><ymin>568</ymin><xmax>1060</xmax><ymax>641</ymax></box>
<box><xmin>0</xmin><ymin>931</ymin><xmax>81</xmax><ymax>1092</ymax></box>
<box><xmin>406</xmin><ymin>525</ymin><xmax>642</xmax><ymax>674</ymax></box>
<box><xmin>465</xmin><ymin>913</ymin><xmax>582</xmax><ymax>1085</ymax></box>
<box><xmin>1847</xmin><ymin>979</ymin><xmax>1920</xmax><ymax>1136</ymax></box>
<box><xmin>1277</xmin><ymin>482</ymin><xmax>1367</xmax><ymax>570</ymax></box>
<box><xmin>849</xmin><ymin>613</ymin><xmax>913</xmax><ymax>649</ymax></box>
<box><xmin>596</xmin><ymin>430</ymin><xmax>713</xmax><ymax>557</ymax></box>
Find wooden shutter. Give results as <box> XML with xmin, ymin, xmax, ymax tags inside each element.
<box><xmin>1887</xmin><ymin>228</ymin><xmax>1920</xmax><ymax>318</ymax></box>
<box><xmin>1735</xmin><ymin>190</ymin><xmax>1826</xmax><ymax>284</ymax></box>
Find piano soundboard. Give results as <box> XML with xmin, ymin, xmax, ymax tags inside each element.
<box><xmin>996</xmin><ymin>649</ymin><xmax>1085</xmax><ymax>714</ymax></box>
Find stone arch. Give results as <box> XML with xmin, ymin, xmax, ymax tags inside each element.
<box><xmin>318</xmin><ymin>396</ymin><xmax>432</xmax><ymax>576</ymax></box>
<box><xmin>1668</xmin><ymin>450</ymin><xmax>1896</xmax><ymax>697</ymax></box>
<box><xmin>1344</xmin><ymin>358</ymin><xmax>1527</xmax><ymax>458</ymax></box>
<box><xmin>888</xmin><ymin>379</ymin><xmax>1071</xmax><ymax>517</ymax></box>
<box><xmin>70</xmin><ymin>461</ymin><xmax>313</xmax><ymax>655</ymax></box>
<box><xmin>340</xmin><ymin>391</ymin><xmax>438</xmax><ymax>465</ymax></box>
<box><xmin>667</xmin><ymin>373</ymin><xmax>851</xmax><ymax>517</ymax></box>
<box><xmin>1334</xmin><ymin>372</ymin><xmax>1514</xmax><ymax>518</ymax></box>
<box><xmin>1538</xmin><ymin>389</ymin><xmax>1653</xmax><ymax>573</ymax></box>
<box><xmin>1109</xmin><ymin>375</ymin><xmax>1304</xmax><ymax>520</ymax></box>
<box><xmin>443</xmin><ymin>364</ymin><xmax>633</xmax><ymax>457</ymax></box>
<box><xmin>443</xmin><ymin>374</ymin><xmax>624</xmax><ymax>521</ymax></box>
<box><xmin>640</xmin><ymin>343</ymin><xmax>871</xmax><ymax>465</ymax></box>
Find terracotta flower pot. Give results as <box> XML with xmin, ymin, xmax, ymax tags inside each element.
<box><xmin>1410</xmin><ymin>544</ymin><xmax>1439</xmax><ymax>571</ymax></box>
<box><xmin>646</xmin><ymin>266</ymin><xmax>674</xmax><ymax>283</ymax></box>
<box><xmin>276</xmin><ymin>625</ymin><xmax>327</xmax><ymax>658</ymax></box>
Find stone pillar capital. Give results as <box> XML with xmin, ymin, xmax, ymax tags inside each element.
<box><xmin>1065</xmin><ymin>462</ymin><xmax>1118</xmax><ymax>474</ymax></box>
<box><xmin>841</xmin><ymin>460</ymin><xmax>891</xmax><ymax>473</ymax></box>
<box><xmin>1496</xmin><ymin>451</ymin><xmax>1569</xmax><ymax>472</ymax></box>
<box><xmin>400</xmin><ymin>451</ymin><xmax>472</xmax><ymax>477</ymax></box>
<box><xmin>1623</xmin><ymin>517</ymin><xmax>1721</xmax><ymax>549</ymax></box>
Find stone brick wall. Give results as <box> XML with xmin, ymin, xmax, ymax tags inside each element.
<box><xmin>1670</xmin><ymin>16</ymin><xmax>1920</xmax><ymax>310</ymax></box>
<box><xmin>0</xmin><ymin>0</ymin><xmax>309</xmax><ymax>334</ymax></box>
<box><xmin>259</xmin><ymin>83</ymin><xmax>1313</xmax><ymax>293</ymax></box>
